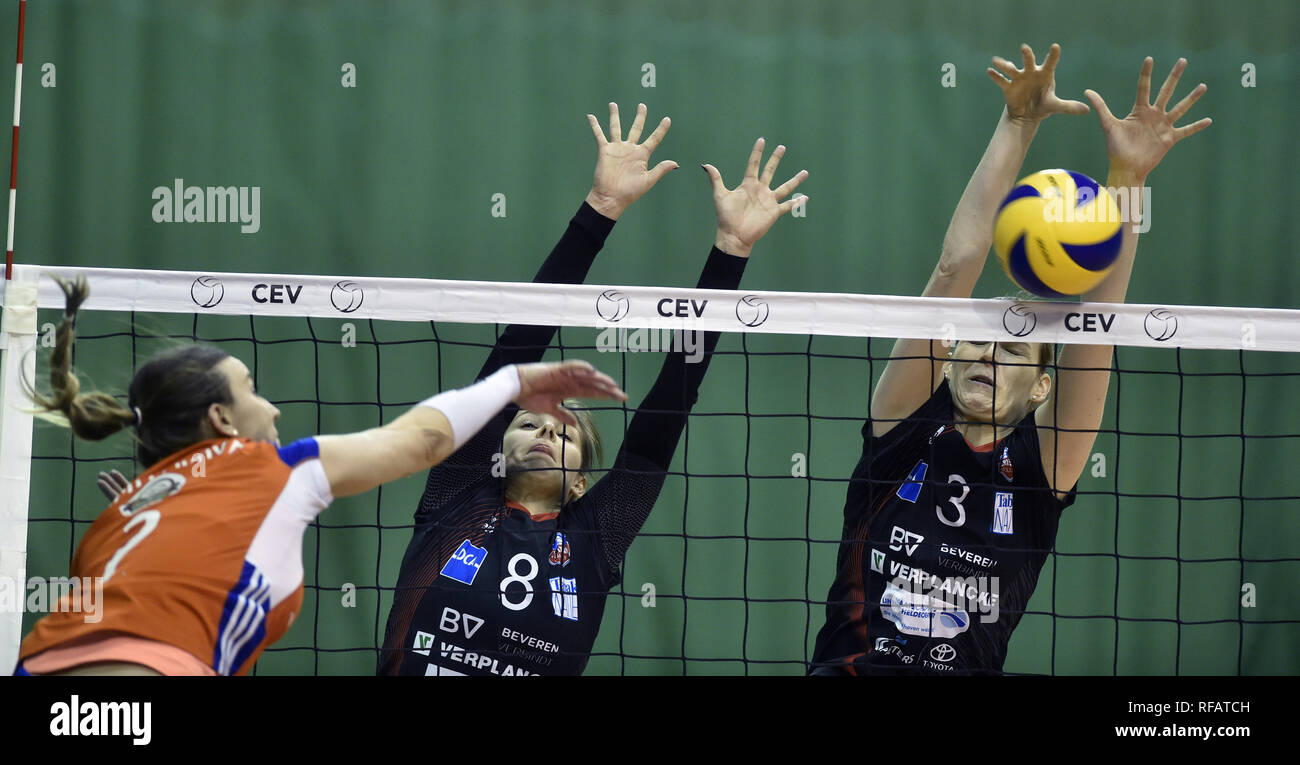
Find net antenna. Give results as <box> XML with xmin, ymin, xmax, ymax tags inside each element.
<box><xmin>0</xmin><ymin>0</ymin><xmax>28</xmax><ymax>674</ymax></box>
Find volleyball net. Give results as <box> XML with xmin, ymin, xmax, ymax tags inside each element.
<box><xmin>2</xmin><ymin>263</ymin><xmax>1297</xmax><ymax>675</ymax></box>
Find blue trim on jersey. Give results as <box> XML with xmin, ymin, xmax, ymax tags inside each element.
<box><xmin>277</xmin><ymin>437</ymin><xmax>320</xmax><ymax>467</ymax></box>
<box><xmin>896</xmin><ymin>460</ymin><xmax>928</xmax><ymax>503</ymax></box>
<box><xmin>13</xmin><ymin>663</ymin><xmax>29</xmax><ymax>676</ymax></box>
<box><xmin>213</xmin><ymin>560</ymin><xmax>271</xmax><ymax>676</ymax></box>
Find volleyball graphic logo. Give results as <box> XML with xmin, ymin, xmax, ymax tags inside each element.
<box><xmin>330</xmin><ymin>281</ymin><xmax>364</xmax><ymax>313</ymax></box>
<box><xmin>1144</xmin><ymin>308</ymin><xmax>1178</xmax><ymax>341</ymax></box>
<box><xmin>735</xmin><ymin>295</ymin><xmax>769</xmax><ymax>327</ymax></box>
<box><xmin>1001</xmin><ymin>304</ymin><xmax>1037</xmax><ymax>337</ymax></box>
<box><xmin>190</xmin><ymin>276</ymin><xmax>224</xmax><ymax>308</ymax></box>
<box><xmin>596</xmin><ymin>289</ymin><xmax>629</xmax><ymax>322</ymax></box>
<box><xmin>993</xmin><ymin>169</ymin><xmax>1124</xmax><ymax>297</ymax></box>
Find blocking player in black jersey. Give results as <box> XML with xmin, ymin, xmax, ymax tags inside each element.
<box><xmin>810</xmin><ymin>45</ymin><xmax>1211</xmax><ymax>675</ymax></box>
<box><xmin>380</xmin><ymin>103</ymin><xmax>809</xmax><ymax>675</ymax></box>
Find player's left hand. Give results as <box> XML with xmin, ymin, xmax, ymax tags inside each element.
<box><xmin>584</xmin><ymin>102</ymin><xmax>678</xmax><ymax>220</ymax></box>
<box><xmin>1084</xmin><ymin>57</ymin><xmax>1212</xmax><ymax>184</ymax></box>
<box><xmin>97</xmin><ymin>469</ymin><xmax>131</xmax><ymax>501</ymax></box>
<box><xmin>989</xmin><ymin>43</ymin><xmax>1090</xmax><ymax>123</ymax></box>
<box><xmin>704</xmin><ymin>138</ymin><xmax>808</xmax><ymax>259</ymax></box>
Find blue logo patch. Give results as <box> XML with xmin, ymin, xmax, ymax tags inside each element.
<box><xmin>440</xmin><ymin>540</ymin><xmax>487</xmax><ymax>585</ymax></box>
<box><xmin>991</xmin><ymin>492</ymin><xmax>1014</xmax><ymax>535</ymax></box>
<box><xmin>896</xmin><ymin>460</ymin><xmax>928</xmax><ymax>503</ymax></box>
<box><xmin>550</xmin><ymin>576</ymin><xmax>579</xmax><ymax>621</ymax></box>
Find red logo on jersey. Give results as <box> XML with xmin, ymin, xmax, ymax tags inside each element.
<box><xmin>549</xmin><ymin>532</ymin><xmax>571</xmax><ymax>567</ymax></box>
<box><xmin>999</xmin><ymin>447</ymin><xmax>1014</xmax><ymax>482</ymax></box>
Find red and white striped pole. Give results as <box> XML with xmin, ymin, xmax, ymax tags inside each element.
<box><xmin>4</xmin><ymin>0</ymin><xmax>25</xmax><ymax>280</ymax></box>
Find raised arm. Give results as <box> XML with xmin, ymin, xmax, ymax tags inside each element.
<box><xmin>1037</xmin><ymin>57</ymin><xmax>1210</xmax><ymax>495</ymax></box>
<box><xmin>416</xmin><ymin>105</ymin><xmax>677</xmax><ymax>512</ymax></box>
<box><xmin>319</xmin><ymin>361</ymin><xmax>626</xmax><ymax>498</ymax></box>
<box><xmin>871</xmin><ymin>44</ymin><xmax>1089</xmax><ymax>437</ymax></box>
<box><xmin>586</xmin><ymin>138</ymin><xmax>807</xmax><ymax>571</ymax></box>
<box><xmin>478</xmin><ymin>103</ymin><xmax>677</xmax><ymax>379</ymax></box>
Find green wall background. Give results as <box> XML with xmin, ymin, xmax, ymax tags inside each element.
<box><xmin>7</xmin><ymin>0</ymin><xmax>1298</xmax><ymax>674</ymax></box>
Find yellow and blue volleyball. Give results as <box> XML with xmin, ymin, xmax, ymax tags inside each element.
<box><xmin>993</xmin><ymin>169</ymin><xmax>1124</xmax><ymax>297</ymax></box>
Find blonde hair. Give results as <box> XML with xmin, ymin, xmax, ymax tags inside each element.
<box><xmin>561</xmin><ymin>398</ymin><xmax>604</xmax><ymax>477</ymax></box>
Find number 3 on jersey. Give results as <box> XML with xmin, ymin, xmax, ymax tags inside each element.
<box><xmin>937</xmin><ymin>474</ymin><xmax>968</xmax><ymax>528</ymax></box>
<box><xmin>897</xmin><ymin>461</ymin><xmax>969</xmax><ymax>529</ymax></box>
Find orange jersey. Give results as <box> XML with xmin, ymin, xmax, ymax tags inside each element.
<box><xmin>20</xmin><ymin>436</ymin><xmax>332</xmax><ymax>675</ymax></box>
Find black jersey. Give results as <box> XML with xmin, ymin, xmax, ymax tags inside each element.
<box><xmin>379</xmin><ymin>472</ymin><xmax>639</xmax><ymax>675</ymax></box>
<box><xmin>379</xmin><ymin>202</ymin><xmax>747</xmax><ymax>675</ymax></box>
<box><xmin>811</xmin><ymin>380</ymin><xmax>1077</xmax><ymax>675</ymax></box>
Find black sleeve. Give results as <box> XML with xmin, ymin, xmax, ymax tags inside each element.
<box><xmin>415</xmin><ymin>202</ymin><xmax>617</xmax><ymax>520</ymax></box>
<box><xmin>579</xmin><ymin>247</ymin><xmax>749</xmax><ymax>582</ymax></box>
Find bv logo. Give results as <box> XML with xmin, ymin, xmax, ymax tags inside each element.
<box><xmin>440</xmin><ymin>539</ymin><xmax>487</xmax><ymax>585</ymax></box>
<box><xmin>888</xmin><ymin>525</ymin><xmax>924</xmax><ymax>556</ymax></box>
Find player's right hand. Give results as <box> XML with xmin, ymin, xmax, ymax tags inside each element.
<box><xmin>989</xmin><ymin>43</ymin><xmax>1089</xmax><ymax>124</ymax></box>
<box><xmin>513</xmin><ymin>361</ymin><xmax>627</xmax><ymax>426</ymax></box>
<box><xmin>584</xmin><ymin>102</ymin><xmax>677</xmax><ymax>220</ymax></box>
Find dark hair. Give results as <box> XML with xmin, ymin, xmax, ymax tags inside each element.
<box><xmin>23</xmin><ymin>275</ymin><xmax>235</xmax><ymax>467</ymax></box>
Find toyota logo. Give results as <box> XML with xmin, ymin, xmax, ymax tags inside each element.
<box><xmin>1002</xmin><ymin>304</ymin><xmax>1037</xmax><ymax>337</ymax></box>
<box><xmin>929</xmin><ymin>644</ymin><xmax>956</xmax><ymax>663</ymax></box>
<box><xmin>735</xmin><ymin>295</ymin><xmax>770</xmax><ymax>328</ymax></box>
<box><xmin>1143</xmin><ymin>308</ymin><xmax>1178</xmax><ymax>342</ymax></box>
<box><xmin>191</xmin><ymin>276</ymin><xmax>225</xmax><ymax>308</ymax></box>
<box><xmin>596</xmin><ymin>289</ymin><xmax>629</xmax><ymax>322</ymax></box>
<box><xmin>331</xmin><ymin>281</ymin><xmax>364</xmax><ymax>313</ymax></box>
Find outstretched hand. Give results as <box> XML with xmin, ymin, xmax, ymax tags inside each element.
<box><xmin>703</xmin><ymin>138</ymin><xmax>808</xmax><ymax>258</ymax></box>
<box><xmin>97</xmin><ymin>469</ymin><xmax>130</xmax><ymax>501</ymax></box>
<box><xmin>1083</xmin><ymin>57</ymin><xmax>1211</xmax><ymax>183</ymax></box>
<box><xmin>585</xmin><ymin>103</ymin><xmax>677</xmax><ymax>220</ymax></box>
<box><xmin>988</xmin><ymin>43</ymin><xmax>1089</xmax><ymax>123</ymax></box>
<box><xmin>513</xmin><ymin>361</ymin><xmax>627</xmax><ymax>426</ymax></box>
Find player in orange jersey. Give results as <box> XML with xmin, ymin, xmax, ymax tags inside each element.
<box><xmin>16</xmin><ymin>275</ymin><xmax>625</xmax><ymax>676</ymax></box>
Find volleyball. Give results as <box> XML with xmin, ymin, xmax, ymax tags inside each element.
<box><xmin>993</xmin><ymin>169</ymin><xmax>1125</xmax><ymax>297</ymax></box>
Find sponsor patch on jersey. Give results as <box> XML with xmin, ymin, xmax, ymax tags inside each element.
<box><xmin>549</xmin><ymin>576</ymin><xmax>578</xmax><ymax>621</ymax></box>
<box><xmin>870</xmin><ymin>549</ymin><xmax>886</xmax><ymax>574</ymax></box>
<box><xmin>440</xmin><ymin>539</ymin><xmax>488</xmax><ymax>585</ymax></box>
<box><xmin>412</xmin><ymin>630</ymin><xmax>436</xmax><ymax>656</ymax></box>
<box><xmin>119</xmin><ymin>472</ymin><xmax>186</xmax><ymax>516</ymax></box>
<box><xmin>991</xmin><ymin>492</ymin><xmax>1014</xmax><ymax>535</ymax></box>
<box><xmin>880</xmin><ymin>582</ymin><xmax>971</xmax><ymax>639</ymax></box>
<box><xmin>999</xmin><ymin>446</ymin><xmax>1014</xmax><ymax>482</ymax></box>
<box><xmin>929</xmin><ymin>643</ymin><xmax>957</xmax><ymax>663</ymax></box>
<box><xmin>896</xmin><ymin>460</ymin><xmax>928</xmax><ymax>503</ymax></box>
<box><xmin>548</xmin><ymin>532</ymin><xmax>571</xmax><ymax>567</ymax></box>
